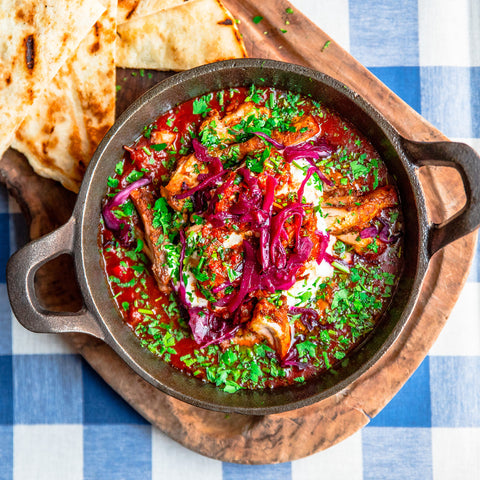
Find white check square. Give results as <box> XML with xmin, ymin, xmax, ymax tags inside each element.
<box><xmin>14</xmin><ymin>424</ymin><xmax>82</xmax><ymax>480</ymax></box>
<box><xmin>152</xmin><ymin>427</ymin><xmax>222</xmax><ymax>480</ymax></box>
<box><xmin>290</xmin><ymin>0</ymin><xmax>350</xmax><ymax>52</ymax></box>
<box><xmin>432</xmin><ymin>428</ymin><xmax>480</xmax><ymax>479</ymax></box>
<box><xmin>292</xmin><ymin>430</ymin><xmax>362</xmax><ymax>480</ymax></box>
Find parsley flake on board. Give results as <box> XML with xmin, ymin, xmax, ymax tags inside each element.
<box><xmin>321</xmin><ymin>40</ymin><xmax>331</xmax><ymax>52</ymax></box>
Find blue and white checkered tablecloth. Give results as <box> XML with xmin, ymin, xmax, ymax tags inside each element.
<box><xmin>1</xmin><ymin>1</ymin><xmax>480</xmax><ymax>478</ymax></box>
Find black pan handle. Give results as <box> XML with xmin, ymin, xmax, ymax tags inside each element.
<box><xmin>6</xmin><ymin>217</ymin><xmax>105</xmax><ymax>340</ymax></box>
<box><xmin>401</xmin><ymin>138</ymin><xmax>480</xmax><ymax>257</ymax></box>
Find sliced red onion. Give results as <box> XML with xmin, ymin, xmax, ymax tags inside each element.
<box><xmin>281</xmin><ymin>343</ymin><xmax>309</xmax><ymax>369</ymax></box>
<box><xmin>102</xmin><ymin>177</ymin><xmax>151</xmax><ymax>246</ymax></box>
<box><xmin>263</xmin><ymin>175</ymin><xmax>277</xmax><ymax>212</ymax></box>
<box><xmin>188</xmin><ymin>307</ymin><xmax>240</xmax><ymax>347</ymax></box>
<box><xmin>258</xmin><ymin>175</ymin><xmax>277</xmax><ymax>271</ymax></box>
<box><xmin>253</xmin><ymin>131</ymin><xmax>285</xmax><ymax>150</ymax></box>
<box><xmin>303</xmin><ymin>159</ymin><xmax>333</xmax><ymax>186</ymax></box>
<box><xmin>238</xmin><ymin>167</ymin><xmax>263</xmax><ymax>205</ymax></box>
<box><xmin>213</xmin><ymin>291</ymin><xmax>235</xmax><ymax>306</ymax></box>
<box><xmin>173</xmin><ymin>139</ymin><xmax>225</xmax><ymax>200</ymax></box>
<box><xmin>359</xmin><ymin>219</ymin><xmax>399</xmax><ymax>244</ymax></box>
<box><xmin>212</xmin><ymin>282</ymin><xmax>232</xmax><ymax>294</ymax></box>
<box><xmin>227</xmin><ymin>240</ymin><xmax>258</xmax><ymax>313</ymax></box>
<box><xmin>211</xmin><ymin>175</ymin><xmax>233</xmax><ymax>203</ymax></box>
<box><xmin>315</xmin><ymin>231</ymin><xmax>330</xmax><ymax>265</ymax></box>
<box><xmin>270</xmin><ymin>203</ymin><xmax>307</xmax><ymax>268</ymax></box>
<box><xmin>297</xmin><ymin>167</ymin><xmax>316</xmax><ymax>201</ymax></box>
<box><xmin>174</xmin><ymin>171</ymin><xmax>224</xmax><ymax>200</ymax></box>
<box><xmin>271</xmin><ymin>236</ymin><xmax>313</xmax><ymax>290</ymax></box>
<box><xmin>377</xmin><ymin>217</ymin><xmax>400</xmax><ymax>243</ymax></box>
<box><xmin>224</xmin><ymin>233</ymin><xmax>314</xmax><ymax>312</ymax></box>
<box><xmin>289</xmin><ymin>306</ymin><xmax>320</xmax><ymax>330</ymax></box>
<box><xmin>324</xmin><ymin>253</ymin><xmax>350</xmax><ymax>271</ymax></box>
<box><xmin>284</xmin><ymin>139</ymin><xmax>334</xmax><ymax>186</ymax></box>
<box><xmin>262</xmin><ymin>236</ymin><xmax>314</xmax><ymax>291</ymax></box>
<box><xmin>379</xmin><ymin>225</ymin><xmax>400</xmax><ymax>243</ymax></box>
<box><xmin>204</xmin><ymin>211</ymin><xmax>237</xmax><ymax>228</ymax></box>
<box><xmin>360</xmin><ymin>226</ymin><xmax>379</xmax><ymax>239</ymax></box>
<box><xmin>192</xmin><ymin>138</ymin><xmax>221</xmax><ymax>169</ymax></box>
<box><xmin>201</xmin><ymin>324</ymin><xmax>241</xmax><ymax>348</ymax></box>
<box><xmin>283</xmin><ymin>140</ymin><xmax>333</xmax><ymax>162</ymax></box>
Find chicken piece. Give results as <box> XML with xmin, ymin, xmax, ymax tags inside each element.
<box><xmin>336</xmin><ymin>232</ymin><xmax>373</xmax><ymax>255</ymax></box>
<box><xmin>219</xmin><ymin>114</ymin><xmax>320</xmax><ymax>161</ymax></box>
<box><xmin>321</xmin><ymin>190</ymin><xmax>361</xmax><ymax>208</ymax></box>
<box><xmin>336</xmin><ymin>232</ymin><xmax>387</xmax><ymax>256</ymax></box>
<box><xmin>249</xmin><ymin>298</ymin><xmax>291</xmax><ymax>358</ymax></box>
<box><xmin>323</xmin><ymin>185</ymin><xmax>398</xmax><ymax>235</ymax></box>
<box><xmin>229</xmin><ymin>296</ymin><xmax>291</xmax><ymax>358</ymax></box>
<box><xmin>130</xmin><ymin>187</ymin><xmax>171</xmax><ymax>293</ymax></box>
<box><xmin>160</xmin><ymin>153</ymin><xmax>207</xmax><ymax>211</ymax></box>
<box><xmin>200</xmin><ymin>101</ymin><xmax>270</xmax><ymax>145</ymax></box>
<box><xmin>151</xmin><ymin>129</ymin><xmax>176</xmax><ymax>146</ymax></box>
<box><xmin>274</xmin><ymin>114</ymin><xmax>320</xmax><ymax>146</ymax></box>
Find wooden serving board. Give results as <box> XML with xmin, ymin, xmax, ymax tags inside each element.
<box><xmin>2</xmin><ymin>0</ymin><xmax>478</xmax><ymax>464</ymax></box>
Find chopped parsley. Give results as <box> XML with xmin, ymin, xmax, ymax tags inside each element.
<box><xmin>151</xmin><ymin>143</ymin><xmax>167</xmax><ymax>151</ymax></box>
<box><xmin>126</xmin><ymin>170</ymin><xmax>144</xmax><ymax>183</ymax></box>
<box><xmin>321</xmin><ymin>40</ymin><xmax>331</xmax><ymax>52</ymax></box>
<box><xmin>192</xmin><ymin>94</ymin><xmax>212</xmax><ymax>116</ymax></box>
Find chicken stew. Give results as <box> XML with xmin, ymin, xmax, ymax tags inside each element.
<box><xmin>99</xmin><ymin>86</ymin><xmax>403</xmax><ymax>392</ymax></box>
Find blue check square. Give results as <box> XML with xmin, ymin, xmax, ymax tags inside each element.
<box><xmin>9</xmin><ymin>213</ymin><xmax>29</xmax><ymax>255</ymax></box>
<box><xmin>0</xmin><ymin>285</ymin><xmax>11</xmax><ymax>355</ymax></box>
<box><xmin>0</xmin><ymin>425</ymin><xmax>13</xmax><ymax>480</ymax></box>
<box><xmin>0</xmin><ymin>187</ymin><xmax>9</xmax><ymax>214</ymax></box>
<box><xmin>349</xmin><ymin>0</ymin><xmax>419</xmax><ymax>67</ymax></box>
<box><xmin>369</xmin><ymin>67</ymin><xmax>421</xmax><ymax>113</ymax></box>
<box><xmin>368</xmin><ymin>356</ymin><xmax>431</xmax><ymax>427</ymax></box>
<box><xmin>420</xmin><ymin>66</ymin><xmax>479</xmax><ymax>138</ymax></box>
<box><xmin>13</xmin><ymin>354</ymin><xmax>83</xmax><ymax>424</ymax></box>
<box><xmin>0</xmin><ymin>213</ymin><xmax>10</xmax><ymax>283</ymax></box>
<box><xmin>430</xmin><ymin>356</ymin><xmax>480</xmax><ymax>427</ymax></box>
<box><xmin>471</xmin><ymin>67</ymin><xmax>480</xmax><ymax>137</ymax></box>
<box><xmin>362</xmin><ymin>427</ymin><xmax>432</xmax><ymax>480</ymax></box>
<box><xmin>0</xmin><ymin>355</ymin><xmax>13</xmax><ymax>424</ymax></box>
<box><xmin>467</xmin><ymin>239</ymin><xmax>480</xmax><ymax>282</ymax></box>
<box><xmin>223</xmin><ymin>462</ymin><xmax>291</xmax><ymax>480</ymax></box>
<box><xmin>84</xmin><ymin>425</ymin><xmax>152</xmax><ymax>480</ymax></box>
<box><xmin>82</xmin><ymin>360</ymin><xmax>148</xmax><ymax>424</ymax></box>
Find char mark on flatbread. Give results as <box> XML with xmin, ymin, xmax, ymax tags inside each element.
<box><xmin>24</xmin><ymin>34</ymin><xmax>35</xmax><ymax>70</ymax></box>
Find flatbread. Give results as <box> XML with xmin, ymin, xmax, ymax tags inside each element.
<box><xmin>117</xmin><ymin>0</ymin><xmax>190</xmax><ymax>24</ymax></box>
<box><xmin>0</xmin><ymin>0</ymin><xmax>105</xmax><ymax>158</ymax></box>
<box><xmin>12</xmin><ymin>0</ymin><xmax>117</xmax><ymax>193</ymax></box>
<box><xmin>115</xmin><ymin>0</ymin><xmax>247</xmax><ymax>71</ymax></box>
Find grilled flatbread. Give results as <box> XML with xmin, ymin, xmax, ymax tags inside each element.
<box><xmin>117</xmin><ymin>0</ymin><xmax>190</xmax><ymax>24</ymax></box>
<box><xmin>0</xmin><ymin>0</ymin><xmax>105</xmax><ymax>158</ymax></box>
<box><xmin>12</xmin><ymin>0</ymin><xmax>117</xmax><ymax>193</ymax></box>
<box><xmin>115</xmin><ymin>0</ymin><xmax>247</xmax><ymax>71</ymax></box>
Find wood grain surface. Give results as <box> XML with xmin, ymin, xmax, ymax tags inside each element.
<box><xmin>2</xmin><ymin>0</ymin><xmax>477</xmax><ymax>464</ymax></box>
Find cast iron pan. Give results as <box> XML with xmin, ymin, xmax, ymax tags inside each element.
<box><xmin>7</xmin><ymin>60</ymin><xmax>480</xmax><ymax>414</ymax></box>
